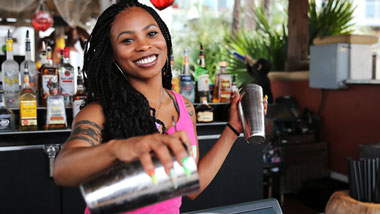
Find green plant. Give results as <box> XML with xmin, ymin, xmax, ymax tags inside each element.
<box><xmin>225</xmin><ymin>5</ymin><xmax>288</xmax><ymax>86</ymax></box>
<box><xmin>172</xmin><ymin>6</ymin><xmax>231</xmax><ymax>84</ymax></box>
<box><xmin>308</xmin><ymin>0</ymin><xmax>355</xmax><ymax>46</ymax></box>
<box><xmin>226</xmin><ymin>0</ymin><xmax>356</xmax><ymax>86</ymax></box>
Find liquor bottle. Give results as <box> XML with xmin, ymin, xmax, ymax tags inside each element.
<box><xmin>58</xmin><ymin>47</ymin><xmax>75</xmax><ymax>107</ymax></box>
<box><xmin>179</xmin><ymin>49</ymin><xmax>194</xmax><ymax>103</ymax></box>
<box><xmin>45</xmin><ymin>76</ymin><xmax>67</xmax><ymax>130</ymax></box>
<box><xmin>213</xmin><ymin>61</ymin><xmax>232</xmax><ymax>103</ymax></box>
<box><xmin>195</xmin><ymin>43</ymin><xmax>209</xmax><ymax>103</ymax></box>
<box><xmin>40</xmin><ymin>44</ymin><xmax>58</xmax><ymax>106</ymax></box>
<box><xmin>20</xmin><ymin>30</ymin><xmax>38</xmax><ymax>94</ymax></box>
<box><xmin>196</xmin><ymin>96</ymin><xmax>213</xmax><ymax>123</ymax></box>
<box><xmin>38</xmin><ymin>41</ymin><xmax>47</xmax><ymax>105</ymax></box>
<box><xmin>0</xmin><ymin>82</ymin><xmax>15</xmax><ymax>132</ymax></box>
<box><xmin>170</xmin><ymin>55</ymin><xmax>180</xmax><ymax>93</ymax></box>
<box><xmin>1</xmin><ymin>30</ymin><xmax>20</xmax><ymax>108</ymax></box>
<box><xmin>231</xmin><ymin>75</ymin><xmax>237</xmax><ymax>98</ymax></box>
<box><xmin>19</xmin><ymin>62</ymin><xmax>38</xmax><ymax>131</ymax></box>
<box><xmin>72</xmin><ymin>67</ymin><xmax>87</xmax><ymax>118</ymax></box>
<box><xmin>55</xmin><ymin>33</ymin><xmax>65</xmax><ymax>65</ymax></box>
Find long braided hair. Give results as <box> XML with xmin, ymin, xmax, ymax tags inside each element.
<box><xmin>83</xmin><ymin>0</ymin><xmax>173</xmax><ymax>142</ymax></box>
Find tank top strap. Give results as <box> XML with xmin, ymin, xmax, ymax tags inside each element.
<box><xmin>170</xmin><ymin>91</ymin><xmax>197</xmax><ymax>150</ymax></box>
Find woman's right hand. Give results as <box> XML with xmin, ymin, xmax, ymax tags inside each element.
<box><xmin>111</xmin><ymin>130</ymin><xmax>190</xmax><ymax>178</ymax></box>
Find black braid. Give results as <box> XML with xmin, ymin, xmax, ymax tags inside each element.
<box><xmin>83</xmin><ymin>0</ymin><xmax>173</xmax><ymax>141</ymax></box>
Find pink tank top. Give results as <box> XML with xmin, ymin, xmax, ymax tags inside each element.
<box><xmin>85</xmin><ymin>91</ymin><xmax>197</xmax><ymax>214</ymax></box>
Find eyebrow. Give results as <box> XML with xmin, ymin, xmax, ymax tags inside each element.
<box><xmin>116</xmin><ymin>24</ymin><xmax>158</xmax><ymax>40</ymax></box>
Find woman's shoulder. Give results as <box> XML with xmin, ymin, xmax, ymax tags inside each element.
<box><xmin>72</xmin><ymin>102</ymin><xmax>105</xmax><ymax>129</ymax></box>
<box><xmin>81</xmin><ymin>102</ymin><xmax>104</xmax><ymax>116</ymax></box>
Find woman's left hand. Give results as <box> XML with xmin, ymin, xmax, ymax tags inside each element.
<box><xmin>228</xmin><ymin>93</ymin><xmax>243</xmax><ymax>134</ymax></box>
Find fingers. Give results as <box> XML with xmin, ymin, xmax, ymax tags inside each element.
<box><xmin>230</xmin><ymin>93</ymin><xmax>241</xmax><ymax>109</ymax></box>
<box><xmin>121</xmin><ymin>133</ymin><xmax>191</xmax><ymax>188</ymax></box>
<box><xmin>171</xmin><ymin>130</ymin><xmax>192</xmax><ymax>152</ymax></box>
<box><xmin>139</xmin><ymin>152</ymin><xmax>157</xmax><ymax>185</ymax></box>
<box><xmin>143</xmin><ymin>133</ymin><xmax>189</xmax><ymax>175</ymax></box>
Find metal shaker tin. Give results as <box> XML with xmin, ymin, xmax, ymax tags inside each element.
<box><xmin>238</xmin><ymin>84</ymin><xmax>266</xmax><ymax>144</ymax></box>
<box><xmin>80</xmin><ymin>155</ymin><xmax>199</xmax><ymax>214</ymax></box>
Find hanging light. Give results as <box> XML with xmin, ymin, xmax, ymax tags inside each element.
<box><xmin>150</xmin><ymin>0</ymin><xmax>174</xmax><ymax>10</ymax></box>
<box><xmin>32</xmin><ymin>0</ymin><xmax>54</xmax><ymax>32</ymax></box>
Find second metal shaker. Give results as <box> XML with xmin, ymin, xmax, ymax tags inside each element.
<box><xmin>80</xmin><ymin>155</ymin><xmax>199</xmax><ymax>214</ymax></box>
<box><xmin>238</xmin><ymin>83</ymin><xmax>266</xmax><ymax>144</ymax></box>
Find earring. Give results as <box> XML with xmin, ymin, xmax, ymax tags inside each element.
<box><xmin>114</xmin><ymin>62</ymin><xmax>128</xmax><ymax>81</ymax></box>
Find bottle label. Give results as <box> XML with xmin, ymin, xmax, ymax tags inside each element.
<box><xmin>73</xmin><ymin>99</ymin><xmax>85</xmax><ymax>118</ymax></box>
<box><xmin>3</xmin><ymin>76</ymin><xmax>18</xmax><ymax>86</ymax></box>
<box><xmin>20</xmin><ymin>100</ymin><xmax>37</xmax><ymax>119</ymax></box>
<box><xmin>59</xmin><ymin>68</ymin><xmax>75</xmax><ymax>95</ymax></box>
<box><xmin>180</xmin><ymin>75</ymin><xmax>192</xmax><ymax>82</ymax></box>
<box><xmin>0</xmin><ymin>118</ymin><xmax>10</xmax><ymax>130</ymax></box>
<box><xmin>179</xmin><ymin>74</ymin><xmax>194</xmax><ymax>102</ymax></box>
<box><xmin>220</xmin><ymin>75</ymin><xmax>232</xmax><ymax>100</ymax></box>
<box><xmin>42</xmin><ymin>75</ymin><xmax>56</xmax><ymax>96</ymax></box>
<box><xmin>197</xmin><ymin>74</ymin><xmax>209</xmax><ymax>92</ymax></box>
<box><xmin>47</xmin><ymin>96</ymin><xmax>66</xmax><ymax>125</ymax></box>
<box><xmin>6</xmin><ymin>40</ymin><xmax>13</xmax><ymax>51</ymax></box>
<box><xmin>197</xmin><ymin>112</ymin><xmax>213</xmax><ymax>122</ymax></box>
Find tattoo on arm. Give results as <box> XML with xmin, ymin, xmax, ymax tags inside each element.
<box><xmin>75</xmin><ymin>120</ymin><xmax>102</xmax><ymax>131</ymax></box>
<box><xmin>67</xmin><ymin>136</ymin><xmax>96</xmax><ymax>146</ymax></box>
<box><xmin>66</xmin><ymin>120</ymin><xmax>103</xmax><ymax>146</ymax></box>
<box><xmin>185</xmin><ymin>101</ymin><xmax>194</xmax><ymax>117</ymax></box>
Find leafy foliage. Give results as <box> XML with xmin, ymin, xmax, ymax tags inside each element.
<box><xmin>171</xmin><ymin>0</ymin><xmax>356</xmax><ymax>86</ymax></box>
<box><xmin>308</xmin><ymin>0</ymin><xmax>355</xmax><ymax>46</ymax></box>
<box><xmin>225</xmin><ymin>5</ymin><xmax>288</xmax><ymax>86</ymax></box>
<box><xmin>225</xmin><ymin>0</ymin><xmax>355</xmax><ymax>86</ymax></box>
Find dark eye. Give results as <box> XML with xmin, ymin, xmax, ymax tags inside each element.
<box><xmin>147</xmin><ymin>31</ymin><xmax>158</xmax><ymax>37</ymax></box>
<box><xmin>122</xmin><ymin>38</ymin><xmax>133</xmax><ymax>43</ymax></box>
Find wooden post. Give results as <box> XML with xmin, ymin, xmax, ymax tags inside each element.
<box><xmin>286</xmin><ymin>0</ymin><xmax>309</xmax><ymax>71</ymax></box>
<box><xmin>232</xmin><ymin>0</ymin><xmax>241</xmax><ymax>37</ymax></box>
<box><xmin>244</xmin><ymin>0</ymin><xmax>255</xmax><ymax>31</ymax></box>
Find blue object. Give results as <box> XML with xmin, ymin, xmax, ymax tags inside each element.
<box><xmin>233</xmin><ymin>51</ymin><xmax>246</xmax><ymax>61</ymax></box>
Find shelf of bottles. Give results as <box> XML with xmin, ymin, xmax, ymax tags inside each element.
<box><xmin>1</xmin><ymin>31</ymin><xmax>236</xmax><ymax>135</ymax></box>
<box><xmin>173</xmin><ymin>43</ymin><xmax>236</xmax><ymax>124</ymax></box>
<box><xmin>0</xmin><ymin>30</ymin><xmax>86</xmax><ymax>135</ymax></box>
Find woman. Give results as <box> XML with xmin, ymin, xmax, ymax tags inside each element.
<box><xmin>53</xmin><ymin>0</ymin><xmax>243</xmax><ymax>213</ymax></box>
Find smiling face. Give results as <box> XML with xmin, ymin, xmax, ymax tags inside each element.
<box><xmin>110</xmin><ymin>7</ymin><xmax>167</xmax><ymax>82</ymax></box>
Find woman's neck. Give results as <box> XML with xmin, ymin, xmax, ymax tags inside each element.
<box><xmin>129</xmin><ymin>77</ymin><xmax>165</xmax><ymax>109</ymax></box>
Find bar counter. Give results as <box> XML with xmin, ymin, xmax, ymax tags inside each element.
<box><xmin>0</xmin><ymin>105</ymin><xmax>263</xmax><ymax>214</ymax></box>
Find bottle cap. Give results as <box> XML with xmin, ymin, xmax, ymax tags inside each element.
<box><xmin>64</xmin><ymin>47</ymin><xmax>70</xmax><ymax>58</ymax></box>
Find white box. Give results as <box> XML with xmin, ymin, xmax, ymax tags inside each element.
<box><xmin>349</xmin><ymin>44</ymin><xmax>372</xmax><ymax>80</ymax></box>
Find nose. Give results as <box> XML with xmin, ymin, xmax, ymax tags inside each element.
<box><xmin>135</xmin><ymin>37</ymin><xmax>151</xmax><ymax>52</ymax></box>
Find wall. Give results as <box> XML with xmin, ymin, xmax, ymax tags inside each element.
<box><xmin>270</xmin><ymin>78</ymin><xmax>380</xmax><ymax>175</ymax></box>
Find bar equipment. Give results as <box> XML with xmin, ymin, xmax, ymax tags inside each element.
<box><xmin>80</xmin><ymin>149</ymin><xmax>199</xmax><ymax>213</ymax></box>
<box><xmin>238</xmin><ymin>84</ymin><xmax>265</xmax><ymax>144</ymax></box>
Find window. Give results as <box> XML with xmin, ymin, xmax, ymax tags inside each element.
<box><xmin>365</xmin><ymin>0</ymin><xmax>380</xmax><ymax>18</ymax></box>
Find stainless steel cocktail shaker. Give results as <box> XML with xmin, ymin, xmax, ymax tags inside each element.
<box><xmin>238</xmin><ymin>83</ymin><xmax>266</xmax><ymax>144</ymax></box>
<box><xmin>80</xmin><ymin>155</ymin><xmax>199</xmax><ymax>214</ymax></box>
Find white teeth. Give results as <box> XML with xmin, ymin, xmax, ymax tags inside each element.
<box><xmin>135</xmin><ymin>55</ymin><xmax>157</xmax><ymax>65</ymax></box>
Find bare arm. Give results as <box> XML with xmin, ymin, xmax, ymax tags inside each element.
<box><xmin>186</xmin><ymin>94</ymin><xmax>242</xmax><ymax>199</ymax></box>
<box><xmin>53</xmin><ymin>103</ymin><xmax>118</xmax><ymax>186</ymax></box>
<box><xmin>53</xmin><ymin>103</ymin><xmax>189</xmax><ymax>187</ymax></box>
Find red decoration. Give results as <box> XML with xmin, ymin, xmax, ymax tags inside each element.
<box><xmin>32</xmin><ymin>0</ymin><xmax>53</xmax><ymax>32</ymax></box>
<box><xmin>150</xmin><ymin>0</ymin><xmax>174</xmax><ymax>10</ymax></box>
